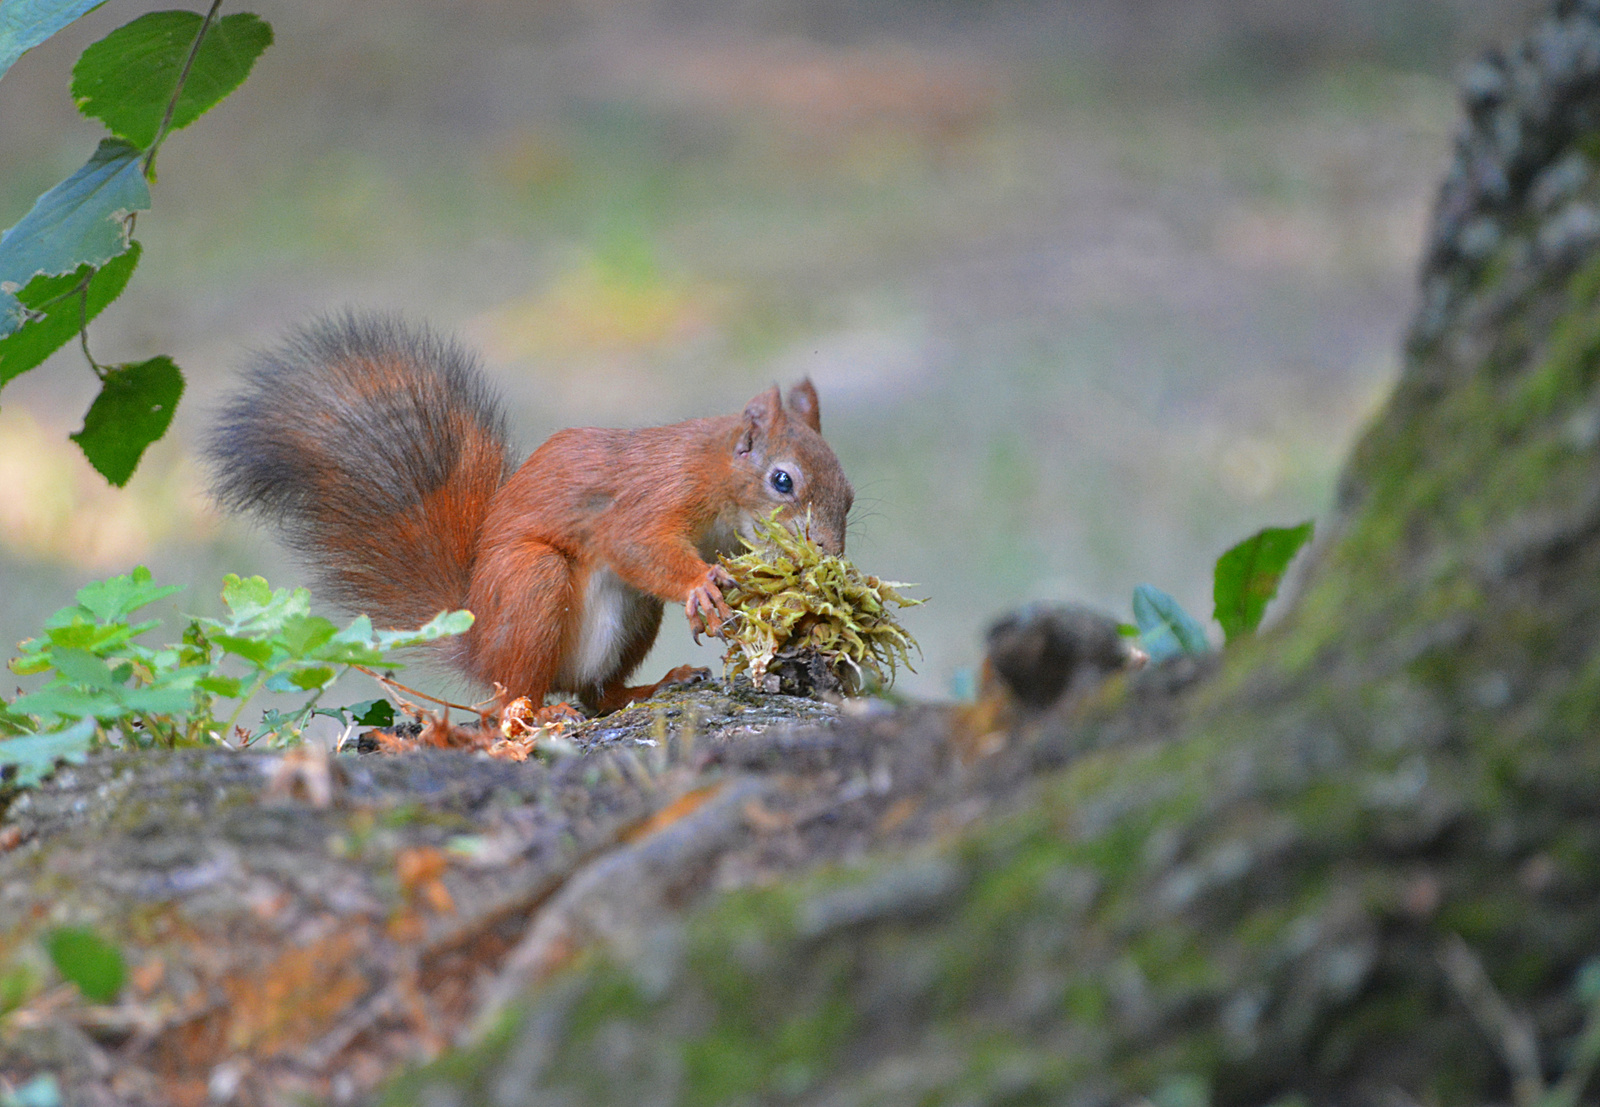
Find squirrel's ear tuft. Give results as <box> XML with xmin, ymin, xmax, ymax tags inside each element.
<box><xmin>786</xmin><ymin>379</ymin><xmax>821</xmax><ymax>433</ymax></box>
<box><xmin>737</xmin><ymin>385</ymin><xmax>783</xmax><ymax>456</ymax></box>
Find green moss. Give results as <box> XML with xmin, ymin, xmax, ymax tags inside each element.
<box><xmin>682</xmin><ymin>986</ymin><xmax>856</xmax><ymax>1105</ymax></box>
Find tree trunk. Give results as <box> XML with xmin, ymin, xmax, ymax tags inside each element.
<box><xmin>376</xmin><ymin>2</ymin><xmax>1600</xmax><ymax>1104</ymax></box>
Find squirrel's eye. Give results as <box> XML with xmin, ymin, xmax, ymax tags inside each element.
<box><xmin>769</xmin><ymin>468</ymin><xmax>794</xmax><ymax>495</ymax></box>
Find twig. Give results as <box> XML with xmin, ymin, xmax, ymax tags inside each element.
<box><xmin>352</xmin><ymin>664</ymin><xmax>488</xmax><ymax>717</ymax></box>
<box><xmin>77</xmin><ymin>281</ymin><xmax>104</xmax><ymax>377</ymax></box>
<box><xmin>142</xmin><ymin>0</ymin><xmax>225</xmax><ymax>179</ymax></box>
<box><xmin>1438</xmin><ymin>933</ymin><xmax>1544</xmax><ymax>1107</ymax></box>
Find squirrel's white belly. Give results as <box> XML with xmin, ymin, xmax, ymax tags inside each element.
<box><xmin>562</xmin><ymin>565</ymin><xmax>658</xmax><ymax>688</ymax></box>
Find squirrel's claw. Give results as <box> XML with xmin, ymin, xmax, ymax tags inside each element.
<box><xmin>686</xmin><ymin>565</ymin><xmax>735</xmax><ymax>643</ymax></box>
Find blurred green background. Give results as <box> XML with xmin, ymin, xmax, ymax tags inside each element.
<box><xmin>0</xmin><ymin>0</ymin><xmax>1546</xmax><ymax>703</ymax></box>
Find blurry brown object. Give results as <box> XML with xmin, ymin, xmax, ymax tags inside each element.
<box><xmin>983</xmin><ymin>602</ymin><xmax>1142</xmax><ymax>711</ymax></box>
<box><xmin>958</xmin><ymin>602</ymin><xmax>1143</xmax><ymax>761</ymax></box>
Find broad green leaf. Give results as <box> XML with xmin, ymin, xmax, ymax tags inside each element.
<box><xmin>0</xmin><ymin>139</ymin><xmax>148</xmax><ymax>337</ymax></box>
<box><xmin>209</xmin><ymin>633</ymin><xmax>274</xmax><ymax>667</ymax></box>
<box><xmin>47</xmin><ymin>646</ymin><xmax>119</xmax><ymax>689</ymax></box>
<box><xmin>8</xmin><ymin>684</ymin><xmax>127</xmax><ymax>719</ymax></box>
<box><xmin>1212</xmin><ymin>520</ymin><xmax>1315</xmax><ymax>643</ymax></box>
<box><xmin>44</xmin><ymin>925</ymin><xmax>124</xmax><ymax>1003</ymax></box>
<box><xmin>220</xmin><ymin>573</ymin><xmax>275</xmax><ymax>615</ymax></box>
<box><xmin>71</xmin><ymin>564</ymin><xmax>181</xmax><ymax>623</ymax></box>
<box><xmin>1132</xmin><ymin>584</ymin><xmax>1210</xmax><ymax>665</ymax></box>
<box><xmin>0</xmin><ymin>242</ymin><xmax>139</xmax><ymax>386</ymax></box>
<box><xmin>216</xmin><ymin>574</ymin><xmax>310</xmax><ymax>630</ymax></box>
<box><xmin>0</xmin><ymin>720</ymin><xmax>95</xmax><ymax>787</ymax></box>
<box><xmin>116</xmin><ymin>685</ymin><xmax>195</xmax><ymax>714</ymax></box>
<box><xmin>70</xmin><ymin>354</ymin><xmax>184</xmax><ymax>486</ymax></box>
<box><xmin>71</xmin><ymin>11</ymin><xmax>274</xmax><ymax>148</ymax></box>
<box><xmin>0</xmin><ymin>0</ymin><xmax>107</xmax><ymax>82</ymax></box>
<box><xmin>197</xmin><ymin>673</ymin><xmax>243</xmax><ymax>698</ymax></box>
<box><xmin>348</xmin><ymin>699</ymin><xmax>395</xmax><ymax>727</ymax></box>
<box><xmin>286</xmin><ymin>664</ymin><xmax>337</xmax><ymax>691</ymax></box>
<box><xmin>330</xmin><ymin>614</ymin><xmax>376</xmax><ymax>645</ymax></box>
<box><xmin>279</xmin><ymin>614</ymin><xmax>337</xmax><ymax>656</ymax></box>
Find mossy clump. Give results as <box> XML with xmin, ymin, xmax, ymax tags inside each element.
<box><xmin>718</xmin><ymin>512</ymin><xmax>923</xmax><ymax>693</ymax></box>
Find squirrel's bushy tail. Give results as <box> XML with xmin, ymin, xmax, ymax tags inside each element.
<box><xmin>207</xmin><ymin>312</ymin><xmax>513</xmax><ymax>629</ymax></box>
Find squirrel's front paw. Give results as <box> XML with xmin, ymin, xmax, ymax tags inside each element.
<box><xmin>686</xmin><ymin>565</ymin><xmax>735</xmax><ymax>642</ymax></box>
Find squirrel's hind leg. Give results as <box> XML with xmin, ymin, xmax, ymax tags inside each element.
<box><xmin>463</xmin><ymin>537</ymin><xmax>574</xmax><ymax>704</ymax></box>
<box><xmin>588</xmin><ymin>665</ymin><xmax>711</xmax><ymax>714</ymax></box>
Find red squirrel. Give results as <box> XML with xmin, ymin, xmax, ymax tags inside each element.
<box><xmin>206</xmin><ymin>312</ymin><xmax>854</xmax><ymax>713</ymax></box>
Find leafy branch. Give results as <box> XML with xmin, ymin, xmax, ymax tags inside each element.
<box><xmin>0</xmin><ymin>2</ymin><xmax>272</xmax><ymax>485</ymax></box>
<box><xmin>0</xmin><ymin>568</ymin><xmax>473</xmax><ymax>788</ymax></box>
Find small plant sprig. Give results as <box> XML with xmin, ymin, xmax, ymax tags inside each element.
<box><xmin>718</xmin><ymin>511</ymin><xmax>923</xmax><ymax>692</ymax></box>
<box><xmin>1129</xmin><ymin>520</ymin><xmax>1316</xmax><ymax>664</ymax></box>
<box><xmin>0</xmin><ymin>568</ymin><xmax>472</xmax><ymax>786</ymax></box>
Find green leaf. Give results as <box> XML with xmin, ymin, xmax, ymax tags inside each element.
<box><xmin>71</xmin><ymin>11</ymin><xmax>273</xmax><ymax>148</ymax></box>
<box><xmin>0</xmin><ymin>0</ymin><xmax>108</xmax><ymax>82</ymax></box>
<box><xmin>197</xmin><ymin>673</ymin><xmax>243</xmax><ymax>698</ymax></box>
<box><xmin>8</xmin><ymin>684</ymin><xmax>126</xmax><ymax>719</ymax></box>
<box><xmin>44</xmin><ymin>925</ymin><xmax>124</xmax><ymax>1003</ymax></box>
<box><xmin>1212</xmin><ymin>520</ymin><xmax>1315</xmax><ymax>643</ymax></box>
<box><xmin>1132</xmin><ymin>584</ymin><xmax>1209</xmax><ymax>665</ymax></box>
<box><xmin>209</xmin><ymin>633</ymin><xmax>274</xmax><ymax>667</ymax></box>
<box><xmin>72</xmin><ymin>564</ymin><xmax>182</xmax><ymax>622</ymax></box>
<box><xmin>0</xmin><ymin>242</ymin><xmax>139</xmax><ymax>386</ymax></box>
<box><xmin>374</xmin><ymin>609</ymin><xmax>476</xmax><ymax>650</ymax></box>
<box><xmin>70</xmin><ymin>354</ymin><xmax>184</xmax><ymax>486</ymax></box>
<box><xmin>278</xmin><ymin>614</ymin><xmax>337</xmax><ymax>656</ymax></box>
<box><xmin>0</xmin><ymin>138</ymin><xmax>148</xmax><ymax>337</ymax></box>
<box><xmin>9</xmin><ymin>652</ymin><xmax>52</xmax><ymax>677</ymax></box>
<box><xmin>0</xmin><ymin>720</ymin><xmax>95</xmax><ymax>788</ymax></box>
<box><xmin>47</xmin><ymin>645</ymin><xmax>119</xmax><ymax>689</ymax></box>
<box><xmin>285</xmin><ymin>664</ymin><xmax>337</xmax><ymax>691</ymax></box>
<box><xmin>216</xmin><ymin>574</ymin><xmax>310</xmax><ymax>630</ymax></box>
<box><xmin>220</xmin><ymin>573</ymin><xmax>275</xmax><ymax>616</ymax></box>
<box><xmin>116</xmin><ymin>685</ymin><xmax>195</xmax><ymax>715</ymax></box>
<box><xmin>348</xmin><ymin>698</ymin><xmax>395</xmax><ymax>727</ymax></box>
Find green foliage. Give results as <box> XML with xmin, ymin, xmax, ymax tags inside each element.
<box><xmin>1213</xmin><ymin>521</ymin><xmax>1314</xmax><ymax>642</ymax></box>
<box><xmin>44</xmin><ymin>926</ymin><xmax>124</xmax><ymax>1003</ymax></box>
<box><xmin>0</xmin><ymin>138</ymin><xmax>149</xmax><ymax>335</ymax></box>
<box><xmin>0</xmin><ymin>567</ymin><xmax>473</xmax><ymax>789</ymax></box>
<box><xmin>1133</xmin><ymin>584</ymin><xmax>1210</xmax><ymax>664</ymax></box>
<box><xmin>69</xmin><ymin>354</ymin><xmax>183</xmax><ymax>485</ymax></box>
<box><xmin>0</xmin><ymin>2</ymin><xmax>272</xmax><ymax>484</ymax></box>
<box><xmin>0</xmin><ymin>243</ymin><xmax>139</xmax><ymax>385</ymax></box>
<box><xmin>71</xmin><ymin>10</ymin><xmax>272</xmax><ymax>151</ymax></box>
<box><xmin>1132</xmin><ymin>521</ymin><xmax>1316</xmax><ymax>663</ymax></box>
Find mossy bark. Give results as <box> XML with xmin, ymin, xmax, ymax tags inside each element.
<box><xmin>379</xmin><ymin>4</ymin><xmax>1600</xmax><ymax>1105</ymax></box>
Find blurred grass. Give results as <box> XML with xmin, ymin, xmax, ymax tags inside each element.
<box><xmin>0</xmin><ymin>0</ymin><xmax>1546</xmax><ymax>700</ymax></box>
